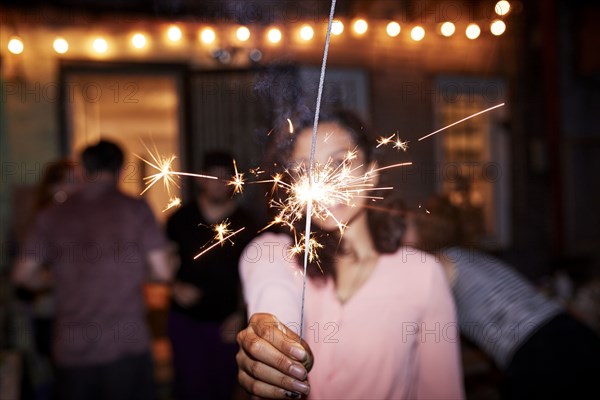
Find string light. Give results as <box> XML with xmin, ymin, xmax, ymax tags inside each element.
<box><xmin>386</xmin><ymin>21</ymin><xmax>401</xmax><ymax>37</ymax></box>
<box><xmin>8</xmin><ymin>37</ymin><xmax>24</xmax><ymax>54</ymax></box>
<box><xmin>353</xmin><ymin>19</ymin><xmax>368</xmax><ymax>35</ymax></box>
<box><xmin>131</xmin><ymin>33</ymin><xmax>147</xmax><ymax>49</ymax></box>
<box><xmin>200</xmin><ymin>27</ymin><xmax>216</xmax><ymax>44</ymax></box>
<box><xmin>331</xmin><ymin>20</ymin><xmax>344</xmax><ymax>35</ymax></box>
<box><xmin>267</xmin><ymin>27</ymin><xmax>282</xmax><ymax>44</ymax></box>
<box><xmin>411</xmin><ymin>26</ymin><xmax>425</xmax><ymax>41</ymax></box>
<box><xmin>490</xmin><ymin>19</ymin><xmax>506</xmax><ymax>36</ymax></box>
<box><xmin>167</xmin><ymin>25</ymin><xmax>182</xmax><ymax>42</ymax></box>
<box><xmin>440</xmin><ymin>22</ymin><xmax>455</xmax><ymax>37</ymax></box>
<box><xmin>236</xmin><ymin>26</ymin><xmax>250</xmax><ymax>42</ymax></box>
<box><xmin>299</xmin><ymin>25</ymin><xmax>314</xmax><ymax>41</ymax></box>
<box><xmin>92</xmin><ymin>37</ymin><xmax>108</xmax><ymax>53</ymax></box>
<box><xmin>8</xmin><ymin>16</ymin><xmax>512</xmax><ymax>56</ymax></box>
<box><xmin>495</xmin><ymin>1</ymin><xmax>511</xmax><ymax>16</ymax></box>
<box><xmin>53</xmin><ymin>37</ymin><xmax>69</xmax><ymax>54</ymax></box>
<box><xmin>466</xmin><ymin>23</ymin><xmax>481</xmax><ymax>39</ymax></box>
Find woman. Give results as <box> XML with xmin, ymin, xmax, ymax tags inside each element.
<box><xmin>236</xmin><ymin>110</ymin><xmax>464</xmax><ymax>399</ymax></box>
<box><xmin>407</xmin><ymin>195</ymin><xmax>600</xmax><ymax>399</ymax></box>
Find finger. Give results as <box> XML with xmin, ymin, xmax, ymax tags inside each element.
<box><xmin>237</xmin><ymin>326</ymin><xmax>308</xmax><ymax>380</ymax></box>
<box><xmin>237</xmin><ymin>349</ymin><xmax>310</xmax><ymax>396</ymax></box>
<box><xmin>238</xmin><ymin>369</ymin><xmax>304</xmax><ymax>399</ymax></box>
<box><xmin>248</xmin><ymin>315</ymin><xmax>309</xmax><ymax>364</ymax></box>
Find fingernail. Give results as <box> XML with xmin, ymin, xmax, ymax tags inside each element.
<box><xmin>289</xmin><ymin>346</ymin><xmax>307</xmax><ymax>361</ymax></box>
<box><xmin>292</xmin><ymin>380</ymin><xmax>310</xmax><ymax>395</ymax></box>
<box><xmin>289</xmin><ymin>364</ymin><xmax>306</xmax><ymax>380</ymax></box>
<box><xmin>284</xmin><ymin>391</ymin><xmax>301</xmax><ymax>399</ymax></box>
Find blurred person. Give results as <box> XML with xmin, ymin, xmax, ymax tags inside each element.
<box><xmin>407</xmin><ymin>195</ymin><xmax>600</xmax><ymax>399</ymax></box>
<box><xmin>12</xmin><ymin>140</ymin><xmax>174</xmax><ymax>400</ymax></box>
<box><xmin>166</xmin><ymin>152</ymin><xmax>255</xmax><ymax>400</ymax></box>
<box><xmin>9</xmin><ymin>159</ymin><xmax>80</xmax><ymax>400</ymax></box>
<box><xmin>236</xmin><ymin>110</ymin><xmax>464</xmax><ymax>399</ymax></box>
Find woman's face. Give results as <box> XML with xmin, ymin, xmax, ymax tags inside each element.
<box><xmin>291</xmin><ymin>121</ymin><xmax>373</xmax><ymax>231</ymax></box>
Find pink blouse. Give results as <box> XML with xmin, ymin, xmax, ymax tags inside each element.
<box><xmin>240</xmin><ymin>233</ymin><xmax>464</xmax><ymax>400</ymax></box>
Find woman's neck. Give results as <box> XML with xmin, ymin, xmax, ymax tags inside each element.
<box><xmin>333</xmin><ymin>211</ymin><xmax>379</xmax><ymax>303</ymax></box>
<box><xmin>338</xmin><ymin>211</ymin><xmax>377</xmax><ymax>262</ymax></box>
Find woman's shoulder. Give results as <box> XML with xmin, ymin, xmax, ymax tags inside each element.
<box><xmin>379</xmin><ymin>246</ymin><xmax>446</xmax><ymax>283</ymax></box>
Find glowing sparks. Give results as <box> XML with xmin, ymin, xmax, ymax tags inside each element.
<box><xmin>393</xmin><ymin>137</ymin><xmax>409</xmax><ymax>151</ymax></box>
<box><xmin>376</xmin><ymin>134</ymin><xmax>395</xmax><ymax>148</ymax></box>
<box><xmin>135</xmin><ymin>141</ymin><xmax>217</xmax><ymax>198</ymax></box>
<box><xmin>264</xmin><ymin>150</ymin><xmax>410</xmax><ymax>235</ymax></box>
<box><xmin>163</xmin><ymin>197</ymin><xmax>182</xmax><ymax>212</ymax></box>
<box><xmin>377</xmin><ymin>133</ymin><xmax>408</xmax><ymax>152</ymax></box>
<box><xmin>287</xmin><ymin>118</ymin><xmax>294</xmax><ymax>134</ymax></box>
<box><xmin>290</xmin><ymin>232</ymin><xmax>323</xmax><ymax>267</ymax></box>
<box><xmin>227</xmin><ymin>159</ymin><xmax>245</xmax><ymax>194</ymax></box>
<box><xmin>418</xmin><ymin>103</ymin><xmax>505</xmax><ymax>141</ymax></box>
<box><xmin>194</xmin><ymin>226</ymin><xmax>246</xmax><ymax>259</ymax></box>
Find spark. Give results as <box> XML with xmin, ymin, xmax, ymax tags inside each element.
<box><xmin>135</xmin><ymin>140</ymin><xmax>217</xmax><ymax>198</ymax></box>
<box><xmin>194</xmin><ymin>226</ymin><xmax>245</xmax><ymax>259</ymax></box>
<box><xmin>376</xmin><ymin>133</ymin><xmax>395</xmax><ymax>148</ymax></box>
<box><xmin>162</xmin><ymin>197</ymin><xmax>182</xmax><ymax>212</ymax></box>
<box><xmin>418</xmin><ymin>103</ymin><xmax>505</xmax><ymax>141</ymax></box>
<box><xmin>323</xmin><ymin>132</ymin><xmax>334</xmax><ymax>143</ymax></box>
<box><xmin>377</xmin><ymin>133</ymin><xmax>409</xmax><ymax>152</ymax></box>
<box><xmin>227</xmin><ymin>159</ymin><xmax>245</xmax><ymax>194</ymax></box>
<box><xmin>289</xmin><ymin>232</ymin><xmax>323</xmax><ymax>268</ymax></box>
<box><xmin>393</xmin><ymin>137</ymin><xmax>409</xmax><ymax>151</ymax></box>
<box><xmin>287</xmin><ymin>118</ymin><xmax>294</xmax><ymax>134</ymax></box>
<box><xmin>213</xmin><ymin>220</ymin><xmax>233</xmax><ymax>243</ymax></box>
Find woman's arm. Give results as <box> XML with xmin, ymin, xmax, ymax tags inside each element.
<box><xmin>237</xmin><ymin>233</ymin><xmax>313</xmax><ymax>398</ymax></box>
<box><xmin>415</xmin><ymin>261</ymin><xmax>465</xmax><ymax>399</ymax></box>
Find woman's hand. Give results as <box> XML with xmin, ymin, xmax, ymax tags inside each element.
<box><xmin>237</xmin><ymin>313</ymin><xmax>314</xmax><ymax>399</ymax></box>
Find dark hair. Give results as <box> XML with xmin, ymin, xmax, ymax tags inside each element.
<box><xmin>270</xmin><ymin>109</ymin><xmax>407</xmax><ymax>280</ymax></box>
<box><xmin>81</xmin><ymin>140</ymin><xmax>124</xmax><ymax>175</ymax></box>
<box><xmin>203</xmin><ymin>151</ymin><xmax>234</xmax><ymax>173</ymax></box>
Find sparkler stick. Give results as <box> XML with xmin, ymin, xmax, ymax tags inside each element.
<box><xmin>299</xmin><ymin>0</ymin><xmax>337</xmax><ymax>340</ymax></box>
<box><xmin>417</xmin><ymin>103</ymin><xmax>505</xmax><ymax>141</ymax></box>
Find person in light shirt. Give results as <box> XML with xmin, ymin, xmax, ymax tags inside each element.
<box><xmin>236</xmin><ymin>110</ymin><xmax>464</xmax><ymax>399</ymax></box>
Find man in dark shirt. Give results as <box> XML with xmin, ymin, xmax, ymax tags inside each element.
<box><xmin>166</xmin><ymin>152</ymin><xmax>255</xmax><ymax>400</ymax></box>
<box><xmin>13</xmin><ymin>140</ymin><xmax>173</xmax><ymax>400</ymax></box>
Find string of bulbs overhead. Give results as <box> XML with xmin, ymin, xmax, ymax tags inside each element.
<box><xmin>5</xmin><ymin>1</ymin><xmax>511</xmax><ymax>57</ymax></box>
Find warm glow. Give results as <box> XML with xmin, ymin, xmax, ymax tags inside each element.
<box><xmin>8</xmin><ymin>37</ymin><xmax>24</xmax><ymax>54</ymax></box>
<box><xmin>200</xmin><ymin>28</ymin><xmax>216</xmax><ymax>44</ymax></box>
<box><xmin>236</xmin><ymin>26</ymin><xmax>250</xmax><ymax>42</ymax></box>
<box><xmin>131</xmin><ymin>33</ymin><xmax>147</xmax><ymax>49</ymax></box>
<box><xmin>299</xmin><ymin>25</ymin><xmax>314</xmax><ymax>41</ymax></box>
<box><xmin>386</xmin><ymin>21</ymin><xmax>401</xmax><ymax>37</ymax></box>
<box><xmin>440</xmin><ymin>22</ymin><xmax>456</xmax><ymax>37</ymax></box>
<box><xmin>411</xmin><ymin>26</ymin><xmax>425</xmax><ymax>41</ymax></box>
<box><xmin>331</xmin><ymin>20</ymin><xmax>344</xmax><ymax>35</ymax></box>
<box><xmin>490</xmin><ymin>19</ymin><xmax>506</xmax><ymax>36</ymax></box>
<box><xmin>53</xmin><ymin>37</ymin><xmax>69</xmax><ymax>54</ymax></box>
<box><xmin>92</xmin><ymin>38</ymin><xmax>108</xmax><ymax>53</ymax></box>
<box><xmin>495</xmin><ymin>1</ymin><xmax>511</xmax><ymax>16</ymax></box>
<box><xmin>267</xmin><ymin>28</ymin><xmax>282</xmax><ymax>44</ymax></box>
<box><xmin>353</xmin><ymin>19</ymin><xmax>368</xmax><ymax>35</ymax></box>
<box><xmin>167</xmin><ymin>25</ymin><xmax>182</xmax><ymax>42</ymax></box>
<box><xmin>466</xmin><ymin>23</ymin><xmax>481</xmax><ymax>39</ymax></box>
